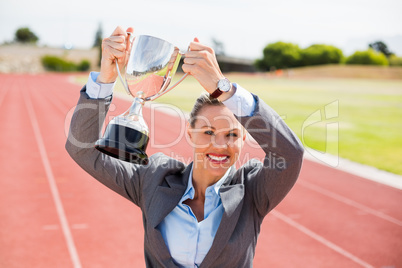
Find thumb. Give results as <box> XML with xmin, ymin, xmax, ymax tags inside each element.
<box><xmin>193</xmin><ymin>37</ymin><xmax>199</xmax><ymax>43</ymax></box>
<box><xmin>125</xmin><ymin>27</ymin><xmax>134</xmax><ymax>65</ymax></box>
<box><xmin>126</xmin><ymin>27</ymin><xmax>134</xmax><ymax>49</ymax></box>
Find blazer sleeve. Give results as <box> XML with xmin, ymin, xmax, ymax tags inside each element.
<box><xmin>65</xmin><ymin>87</ymin><xmax>149</xmax><ymax>207</ymax></box>
<box><xmin>236</xmin><ymin>94</ymin><xmax>304</xmax><ymax>218</ymax></box>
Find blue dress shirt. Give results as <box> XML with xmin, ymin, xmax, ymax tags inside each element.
<box><xmin>158</xmin><ymin>167</ymin><xmax>231</xmax><ymax>267</ymax></box>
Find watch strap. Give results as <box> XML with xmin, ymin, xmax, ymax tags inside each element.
<box><xmin>210</xmin><ymin>88</ymin><xmax>223</xmax><ymax>99</ymax></box>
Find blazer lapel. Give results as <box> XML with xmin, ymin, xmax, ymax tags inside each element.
<box><xmin>148</xmin><ymin>163</ymin><xmax>192</xmax><ymax>228</ymax></box>
<box><xmin>200</xmin><ymin>169</ymin><xmax>245</xmax><ymax>267</ymax></box>
<box><xmin>145</xmin><ymin>164</ymin><xmax>193</xmax><ymax>267</ymax></box>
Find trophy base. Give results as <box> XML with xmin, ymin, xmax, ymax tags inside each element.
<box><xmin>95</xmin><ymin>124</ymin><xmax>149</xmax><ymax>165</ymax></box>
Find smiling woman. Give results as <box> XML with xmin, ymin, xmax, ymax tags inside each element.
<box><xmin>65</xmin><ymin>26</ymin><xmax>304</xmax><ymax>267</ymax></box>
<box><xmin>187</xmin><ymin>97</ymin><xmax>246</xmax><ymax>182</ymax></box>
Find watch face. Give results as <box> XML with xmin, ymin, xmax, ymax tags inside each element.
<box><xmin>218</xmin><ymin>78</ymin><xmax>231</xmax><ymax>92</ymax></box>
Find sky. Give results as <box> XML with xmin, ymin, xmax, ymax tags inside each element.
<box><xmin>1</xmin><ymin>0</ymin><xmax>402</xmax><ymax>59</ymax></box>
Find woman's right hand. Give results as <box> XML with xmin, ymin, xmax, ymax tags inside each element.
<box><xmin>97</xmin><ymin>26</ymin><xmax>134</xmax><ymax>84</ymax></box>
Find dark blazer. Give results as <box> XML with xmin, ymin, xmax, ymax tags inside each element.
<box><xmin>65</xmin><ymin>87</ymin><xmax>304</xmax><ymax>267</ymax></box>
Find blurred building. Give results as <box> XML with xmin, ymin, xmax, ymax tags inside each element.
<box><xmin>216</xmin><ymin>55</ymin><xmax>256</xmax><ymax>73</ymax></box>
<box><xmin>178</xmin><ymin>55</ymin><xmax>256</xmax><ymax>73</ymax></box>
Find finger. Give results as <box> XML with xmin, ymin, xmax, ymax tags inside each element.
<box><xmin>107</xmin><ymin>35</ymin><xmax>126</xmax><ymax>44</ymax></box>
<box><xmin>106</xmin><ymin>45</ymin><xmax>126</xmax><ymax>56</ymax></box>
<box><xmin>194</xmin><ymin>37</ymin><xmax>199</xmax><ymax>42</ymax></box>
<box><xmin>181</xmin><ymin>63</ymin><xmax>193</xmax><ymax>74</ymax></box>
<box><xmin>125</xmin><ymin>27</ymin><xmax>134</xmax><ymax>51</ymax></box>
<box><xmin>188</xmin><ymin>41</ymin><xmax>213</xmax><ymax>52</ymax></box>
<box><xmin>184</xmin><ymin>51</ymin><xmax>206</xmax><ymax>58</ymax></box>
<box><xmin>183</xmin><ymin>57</ymin><xmax>198</xmax><ymax>65</ymax></box>
<box><xmin>103</xmin><ymin>39</ymin><xmax>126</xmax><ymax>53</ymax></box>
<box><xmin>110</xmin><ymin>26</ymin><xmax>127</xmax><ymax>38</ymax></box>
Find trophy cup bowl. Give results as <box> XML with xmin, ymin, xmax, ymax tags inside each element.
<box><xmin>95</xmin><ymin>35</ymin><xmax>188</xmax><ymax>165</ymax></box>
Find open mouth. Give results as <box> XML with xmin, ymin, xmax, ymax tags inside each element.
<box><xmin>207</xmin><ymin>154</ymin><xmax>230</xmax><ymax>164</ymax></box>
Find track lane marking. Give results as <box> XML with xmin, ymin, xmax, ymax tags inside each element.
<box><xmin>298</xmin><ymin>180</ymin><xmax>402</xmax><ymax>226</ymax></box>
<box><xmin>271</xmin><ymin>210</ymin><xmax>375</xmax><ymax>268</ymax></box>
<box><xmin>23</xmin><ymin>89</ymin><xmax>82</xmax><ymax>268</ymax></box>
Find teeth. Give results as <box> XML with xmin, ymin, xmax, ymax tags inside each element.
<box><xmin>208</xmin><ymin>154</ymin><xmax>228</xmax><ymax>161</ymax></box>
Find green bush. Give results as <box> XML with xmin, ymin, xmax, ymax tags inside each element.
<box><xmin>345</xmin><ymin>49</ymin><xmax>389</xmax><ymax>66</ymax></box>
<box><xmin>41</xmin><ymin>55</ymin><xmax>91</xmax><ymax>72</ymax></box>
<box><xmin>257</xmin><ymin>42</ymin><xmax>302</xmax><ymax>70</ymax></box>
<box><xmin>301</xmin><ymin>44</ymin><xmax>344</xmax><ymax>66</ymax></box>
<box><xmin>388</xmin><ymin>55</ymin><xmax>402</xmax><ymax>66</ymax></box>
<box><xmin>15</xmin><ymin>27</ymin><xmax>38</xmax><ymax>43</ymax></box>
<box><xmin>77</xmin><ymin>60</ymin><xmax>90</xmax><ymax>71</ymax></box>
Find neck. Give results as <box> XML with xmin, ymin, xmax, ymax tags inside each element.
<box><xmin>191</xmin><ymin>165</ymin><xmax>226</xmax><ymax>200</ymax></box>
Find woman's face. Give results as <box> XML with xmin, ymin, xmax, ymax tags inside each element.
<box><xmin>187</xmin><ymin>105</ymin><xmax>246</xmax><ymax>178</ymax></box>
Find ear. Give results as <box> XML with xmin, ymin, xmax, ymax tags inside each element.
<box><xmin>186</xmin><ymin>121</ymin><xmax>192</xmax><ymax>139</ymax></box>
<box><xmin>241</xmin><ymin>127</ymin><xmax>247</xmax><ymax>142</ymax></box>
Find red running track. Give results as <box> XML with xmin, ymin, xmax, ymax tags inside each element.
<box><xmin>0</xmin><ymin>73</ymin><xmax>401</xmax><ymax>268</ymax></box>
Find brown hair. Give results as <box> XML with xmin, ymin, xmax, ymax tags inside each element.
<box><xmin>189</xmin><ymin>94</ymin><xmax>224</xmax><ymax>128</ymax></box>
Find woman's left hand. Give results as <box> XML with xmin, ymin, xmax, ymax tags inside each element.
<box><xmin>182</xmin><ymin>38</ymin><xmax>225</xmax><ymax>95</ymax></box>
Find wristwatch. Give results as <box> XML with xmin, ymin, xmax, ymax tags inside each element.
<box><xmin>210</xmin><ymin>78</ymin><xmax>231</xmax><ymax>99</ymax></box>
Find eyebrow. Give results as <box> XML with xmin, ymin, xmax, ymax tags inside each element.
<box><xmin>200</xmin><ymin>125</ymin><xmax>216</xmax><ymax>130</ymax></box>
<box><xmin>200</xmin><ymin>126</ymin><xmax>240</xmax><ymax>132</ymax></box>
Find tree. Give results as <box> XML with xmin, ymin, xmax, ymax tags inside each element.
<box><xmin>389</xmin><ymin>55</ymin><xmax>402</xmax><ymax>66</ymax></box>
<box><xmin>345</xmin><ymin>49</ymin><xmax>389</xmax><ymax>66</ymax></box>
<box><xmin>93</xmin><ymin>23</ymin><xmax>103</xmax><ymax>67</ymax></box>
<box><xmin>211</xmin><ymin>38</ymin><xmax>225</xmax><ymax>56</ymax></box>
<box><xmin>369</xmin><ymin>41</ymin><xmax>393</xmax><ymax>58</ymax></box>
<box><xmin>301</xmin><ymin>44</ymin><xmax>344</xmax><ymax>66</ymax></box>
<box><xmin>15</xmin><ymin>27</ymin><xmax>39</xmax><ymax>43</ymax></box>
<box><xmin>93</xmin><ymin>23</ymin><xmax>103</xmax><ymax>48</ymax></box>
<box><xmin>256</xmin><ymin>42</ymin><xmax>302</xmax><ymax>70</ymax></box>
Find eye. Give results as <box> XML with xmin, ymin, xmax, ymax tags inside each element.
<box><xmin>227</xmin><ymin>132</ymin><xmax>238</xmax><ymax>137</ymax></box>
<box><xmin>204</xmin><ymin>130</ymin><xmax>214</xmax><ymax>135</ymax></box>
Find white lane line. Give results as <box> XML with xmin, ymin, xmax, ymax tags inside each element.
<box><xmin>23</xmin><ymin>91</ymin><xmax>82</xmax><ymax>268</ymax></box>
<box><xmin>271</xmin><ymin>210</ymin><xmax>375</xmax><ymax>268</ymax></box>
<box><xmin>298</xmin><ymin>180</ymin><xmax>402</xmax><ymax>227</ymax></box>
<box><xmin>304</xmin><ymin>153</ymin><xmax>402</xmax><ymax>190</ymax></box>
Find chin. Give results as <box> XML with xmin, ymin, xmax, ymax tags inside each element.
<box><xmin>205</xmin><ymin>162</ymin><xmax>232</xmax><ymax>177</ymax></box>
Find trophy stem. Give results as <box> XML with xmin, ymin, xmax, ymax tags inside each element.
<box><xmin>128</xmin><ymin>97</ymin><xmax>144</xmax><ymax>117</ymax></box>
<box><xmin>94</xmin><ymin>95</ymin><xmax>150</xmax><ymax>165</ymax></box>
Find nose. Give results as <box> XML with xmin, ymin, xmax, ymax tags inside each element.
<box><xmin>213</xmin><ymin>134</ymin><xmax>228</xmax><ymax>148</ymax></box>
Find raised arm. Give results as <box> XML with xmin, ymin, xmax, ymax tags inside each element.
<box><xmin>182</xmin><ymin>38</ymin><xmax>303</xmax><ymax>217</ymax></box>
<box><xmin>65</xmin><ymin>87</ymin><xmax>148</xmax><ymax>206</ymax></box>
<box><xmin>65</xmin><ymin>26</ymin><xmax>147</xmax><ymax>206</ymax></box>
<box><xmin>237</xmin><ymin>94</ymin><xmax>304</xmax><ymax>218</ymax></box>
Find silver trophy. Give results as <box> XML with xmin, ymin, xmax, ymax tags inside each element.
<box><xmin>95</xmin><ymin>34</ymin><xmax>188</xmax><ymax>164</ymax></box>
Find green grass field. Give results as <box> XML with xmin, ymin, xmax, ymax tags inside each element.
<box><xmin>76</xmin><ymin>66</ymin><xmax>402</xmax><ymax>175</ymax></box>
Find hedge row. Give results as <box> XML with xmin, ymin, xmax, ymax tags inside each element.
<box><xmin>255</xmin><ymin>42</ymin><xmax>402</xmax><ymax>70</ymax></box>
<box><xmin>41</xmin><ymin>55</ymin><xmax>90</xmax><ymax>72</ymax></box>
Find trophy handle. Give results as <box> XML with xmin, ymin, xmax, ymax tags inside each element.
<box><xmin>115</xmin><ymin>32</ymin><xmax>135</xmax><ymax>96</ymax></box>
<box><xmin>116</xmin><ymin>60</ymin><xmax>132</xmax><ymax>96</ymax></box>
<box><xmin>145</xmin><ymin>48</ymin><xmax>189</xmax><ymax>101</ymax></box>
<box><xmin>146</xmin><ymin>72</ymin><xmax>188</xmax><ymax>101</ymax></box>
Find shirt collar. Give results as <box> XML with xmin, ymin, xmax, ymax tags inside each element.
<box><xmin>181</xmin><ymin>166</ymin><xmax>233</xmax><ymax>202</ymax></box>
